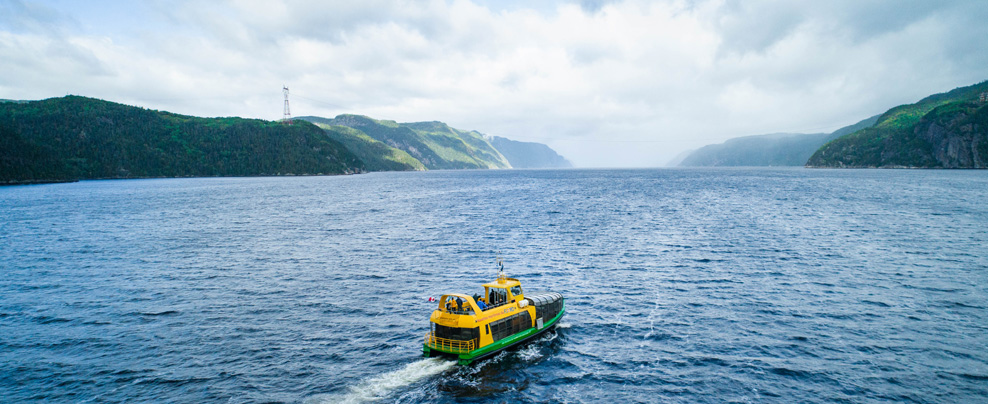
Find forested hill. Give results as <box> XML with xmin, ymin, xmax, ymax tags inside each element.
<box><xmin>807</xmin><ymin>80</ymin><xmax>988</xmax><ymax>168</ymax></box>
<box><xmin>0</xmin><ymin>96</ymin><xmax>362</xmax><ymax>184</ymax></box>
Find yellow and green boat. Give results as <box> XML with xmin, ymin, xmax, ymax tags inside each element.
<box><xmin>423</xmin><ymin>270</ymin><xmax>565</xmax><ymax>365</ymax></box>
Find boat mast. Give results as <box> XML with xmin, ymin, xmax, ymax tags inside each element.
<box><xmin>496</xmin><ymin>252</ymin><xmax>506</xmax><ymax>283</ymax></box>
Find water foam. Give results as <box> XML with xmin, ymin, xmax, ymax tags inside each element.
<box><xmin>305</xmin><ymin>358</ymin><xmax>455</xmax><ymax>404</ymax></box>
<box><xmin>516</xmin><ymin>343</ymin><xmax>543</xmax><ymax>362</ymax></box>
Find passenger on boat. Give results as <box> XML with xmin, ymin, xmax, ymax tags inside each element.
<box><xmin>477</xmin><ymin>299</ymin><xmax>488</xmax><ymax>310</ymax></box>
<box><xmin>490</xmin><ymin>288</ymin><xmax>507</xmax><ymax>306</ymax></box>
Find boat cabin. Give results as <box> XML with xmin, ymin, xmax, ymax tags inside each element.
<box><xmin>481</xmin><ymin>276</ymin><xmax>524</xmax><ymax>309</ymax></box>
<box><xmin>437</xmin><ymin>276</ymin><xmax>526</xmax><ymax>314</ymax></box>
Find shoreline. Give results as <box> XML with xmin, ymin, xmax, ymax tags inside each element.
<box><xmin>1</xmin><ymin>179</ymin><xmax>79</xmax><ymax>186</ymax></box>
<box><xmin>0</xmin><ymin>171</ymin><xmax>365</xmax><ymax>187</ymax></box>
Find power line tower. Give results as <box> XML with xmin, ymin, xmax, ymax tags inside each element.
<box><xmin>282</xmin><ymin>85</ymin><xmax>292</xmax><ymax>125</ymax></box>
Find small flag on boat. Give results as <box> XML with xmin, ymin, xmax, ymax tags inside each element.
<box><xmin>427</xmin><ymin>296</ymin><xmax>436</xmax><ymax>302</ymax></box>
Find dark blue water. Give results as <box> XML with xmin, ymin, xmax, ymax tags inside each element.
<box><xmin>2</xmin><ymin>168</ymin><xmax>987</xmax><ymax>403</ymax></box>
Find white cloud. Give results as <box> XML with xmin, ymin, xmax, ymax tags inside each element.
<box><xmin>1</xmin><ymin>0</ymin><xmax>986</xmax><ymax>167</ymax></box>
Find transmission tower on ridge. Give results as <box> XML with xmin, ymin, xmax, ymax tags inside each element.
<box><xmin>282</xmin><ymin>85</ymin><xmax>292</xmax><ymax>125</ymax></box>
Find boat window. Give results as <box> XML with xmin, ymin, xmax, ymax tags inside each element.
<box><xmin>489</xmin><ymin>288</ymin><xmax>508</xmax><ymax>307</ymax></box>
<box><xmin>434</xmin><ymin>323</ymin><xmax>479</xmax><ymax>341</ymax></box>
<box><xmin>531</xmin><ymin>293</ymin><xmax>563</xmax><ymax>321</ymax></box>
<box><xmin>510</xmin><ymin>286</ymin><xmax>522</xmax><ymax>297</ymax></box>
<box><xmin>489</xmin><ymin>312</ymin><xmax>533</xmax><ymax>342</ymax></box>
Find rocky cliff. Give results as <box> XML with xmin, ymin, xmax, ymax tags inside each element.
<box><xmin>914</xmin><ymin>102</ymin><xmax>987</xmax><ymax>168</ymax></box>
<box><xmin>807</xmin><ymin>81</ymin><xmax>988</xmax><ymax>168</ymax></box>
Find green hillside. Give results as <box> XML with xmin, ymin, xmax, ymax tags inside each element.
<box><xmin>311</xmin><ymin>122</ymin><xmax>425</xmax><ymax>172</ymax></box>
<box><xmin>0</xmin><ymin>96</ymin><xmax>362</xmax><ymax>184</ymax></box>
<box><xmin>401</xmin><ymin>121</ymin><xmax>510</xmax><ymax>169</ymax></box>
<box><xmin>808</xmin><ymin>81</ymin><xmax>988</xmax><ymax>168</ymax></box>
<box><xmin>321</xmin><ymin>114</ymin><xmax>511</xmax><ymax>170</ymax></box>
<box><xmin>301</xmin><ymin>115</ymin><xmax>580</xmax><ymax>170</ymax></box>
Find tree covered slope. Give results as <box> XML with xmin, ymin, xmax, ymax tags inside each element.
<box><xmin>0</xmin><ymin>96</ymin><xmax>362</xmax><ymax>184</ymax></box>
<box><xmin>302</xmin><ymin>115</ymin><xmax>575</xmax><ymax>170</ymax></box>
<box><xmin>317</xmin><ymin>114</ymin><xmax>510</xmax><ymax>170</ymax></box>
<box><xmin>311</xmin><ymin>122</ymin><xmax>425</xmax><ymax>172</ymax></box>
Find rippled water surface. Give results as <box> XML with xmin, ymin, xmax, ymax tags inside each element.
<box><xmin>2</xmin><ymin>168</ymin><xmax>987</xmax><ymax>403</ymax></box>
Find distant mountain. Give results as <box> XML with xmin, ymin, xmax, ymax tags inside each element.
<box><xmin>0</xmin><ymin>96</ymin><xmax>362</xmax><ymax>185</ymax></box>
<box><xmin>808</xmin><ymin>81</ymin><xmax>988</xmax><ymax>168</ymax></box>
<box><xmin>679</xmin><ymin>115</ymin><xmax>879</xmax><ymax>167</ymax></box>
<box><xmin>665</xmin><ymin>148</ymin><xmax>695</xmax><ymax>167</ymax></box>
<box><xmin>487</xmin><ymin>136</ymin><xmax>572</xmax><ymax>168</ymax></box>
<box><xmin>680</xmin><ymin>132</ymin><xmax>825</xmax><ymax>167</ymax></box>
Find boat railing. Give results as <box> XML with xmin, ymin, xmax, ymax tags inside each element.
<box><xmin>443</xmin><ymin>299</ymin><xmax>510</xmax><ymax>313</ymax></box>
<box><xmin>450</xmin><ymin>303</ymin><xmax>503</xmax><ymax>313</ymax></box>
<box><xmin>424</xmin><ymin>332</ymin><xmax>475</xmax><ymax>353</ymax></box>
<box><xmin>482</xmin><ymin>299</ymin><xmax>513</xmax><ymax>311</ymax></box>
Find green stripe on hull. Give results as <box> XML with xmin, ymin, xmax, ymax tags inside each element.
<box><xmin>424</xmin><ymin>308</ymin><xmax>565</xmax><ymax>365</ymax></box>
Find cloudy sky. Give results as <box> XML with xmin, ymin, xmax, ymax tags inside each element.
<box><xmin>2</xmin><ymin>0</ymin><xmax>986</xmax><ymax>167</ymax></box>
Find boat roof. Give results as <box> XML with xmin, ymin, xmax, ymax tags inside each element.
<box><xmin>482</xmin><ymin>277</ymin><xmax>521</xmax><ymax>288</ymax></box>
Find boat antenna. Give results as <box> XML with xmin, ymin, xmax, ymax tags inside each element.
<box><xmin>496</xmin><ymin>251</ymin><xmax>505</xmax><ymax>282</ymax></box>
